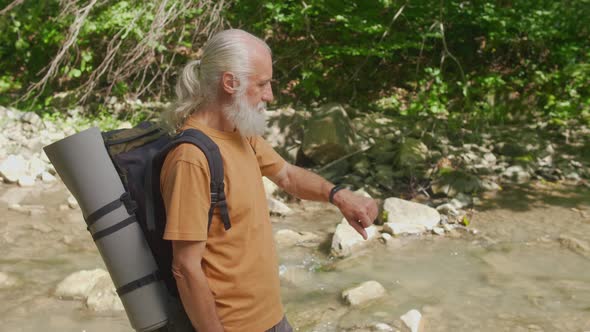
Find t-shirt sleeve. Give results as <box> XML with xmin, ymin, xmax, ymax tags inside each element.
<box><xmin>249</xmin><ymin>136</ymin><xmax>286</xmax><ymax>177</ymax></box>
<box><xmin>160</xmin><ymin>146</ymin><xmax>211</xmax><ymax>241</ymax></box>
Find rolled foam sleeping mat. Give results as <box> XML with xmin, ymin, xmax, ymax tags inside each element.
<box><xmin>44</xmin><ymin>127</ymin><xmax>169</xmax><ymax>332</ymax></box>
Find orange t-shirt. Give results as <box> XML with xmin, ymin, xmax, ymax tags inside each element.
<box><xmin>160</xmin><ymin>117</ymin><xmax>286</xmax><ymax>332</ymax></box>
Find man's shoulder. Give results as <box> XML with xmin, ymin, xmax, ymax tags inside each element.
<box><xmin>164</xmin><ymin>142</ymin><xmax>209</xmax><ymax>168</ymax></box>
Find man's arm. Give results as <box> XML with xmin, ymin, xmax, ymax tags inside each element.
<box><xmin>267</xmin><ymin>163</ymin><xmax>378</xmax><ymax>239</ymax></box>
<box><xmin>171</xmin><ymin>240</ymin><xmax>224</xmax><ymax>332</ymax></box>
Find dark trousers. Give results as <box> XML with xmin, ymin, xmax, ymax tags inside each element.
<box><xmin>265</xmin><ymin>315</ymin><xmax>293</xmax><ymax>332</ymax></box>
<box><xmin>162</xmin><ymin>297</ymin><xmax>293</xmax><ymax>332</ymax></box>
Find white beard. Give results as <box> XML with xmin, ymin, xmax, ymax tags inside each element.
<box><xmin>223</xmin><ymin>93</ymin><xmax>267</xmax><ymax>137</ymax></box>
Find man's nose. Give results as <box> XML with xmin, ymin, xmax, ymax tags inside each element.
<box><xmin>262</xmin><ymin>84</ymin><xmax>274</xmax><ymax>103</ymax></box>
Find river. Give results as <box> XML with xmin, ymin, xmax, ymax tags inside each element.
<box><xmin>1</xmin><ymin>181</ymin><xmax>589</xmax><ymax>331</ymax></box>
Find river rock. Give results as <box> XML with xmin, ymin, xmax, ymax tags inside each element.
<box><xmin>20</xmin><ymin>111</ymin><xmax>42</xmax><ymax>127</ymax></box>
<box><xmin>432</xmin><ymin>227</ymin><xmax>445</xmax><ymax>235</ymax></box>
<box><xmin>449</xmin><ymin>193</ymin><xmax>472</xmax><ymax>209</ymax></box>
<box><xmin>342</xmin><ymin>280</ymin><xmax>386</xmax><ymax>306</ymax></box>
<box><xmin>0</xmin><ymin>187</ymin><xmax>31</xmax><ymax>205</ymax></box>
<box><xmin>558</xmin><ymin>235</ymin><xmax>589</xmax><ymax>255</ymax></box>
<box><xmin>275</xmin><ymin>229</ymin><xmax>320</xmax><ymax>247</ymax></box>
<box><xmin>55</xmin><ymin>269</ymin><xmax>110</xmax><ymax>300</ymax></box>
<box><xmin>436</xmin><ymin>203</ymin><xmax>460</xmax><ymax>217</ymax></box>
<box><xmin>379</xmin><ymin>232</ymin><xmax>393</xmax><ymax>244</ymax></box>
<box><xmin>278</xmin><ymin>265</ymin><xmax>311</xmax><ymax>286</ymax></box>
<box><xmin>17</xmin><ymin>175</ymin><xmax>35</xmax><ymax>187</ymax></box>
<box><xmin>331</xmin><ymin>219</ymin><xmax>379</xmax><ymax>257</ymax></box>
<box><xmin>27</xmin><ymin>155</ymin><xmax>47</xmax><ymax>177</ymax></box>
<box><xmin>382</xmin><ymin>198</ymin><xmax>440</xmax><ymax>235</ymax></box>
<box><xmin>483</xmin><ymin>152</ymin><xmax>497</xmax><ymax>164</ymax></box>
<box><xmin>502</xmin><ymin>165</ymin><xmax>531</xmax><ymax>184</ymax></box>
<box><xmin>0</xmin><ymin>272</ymin><xmax>18</xmax><ymax>289</ymax></box>
<box><xmin>268</xmin><ymin>198</ymin><xmax>293</xmax><ymax>216</ymax></box>
<box><xmin>85</xmin><ymin>274</ymin><xmax>124</xmax><ymax>312</ymax></box>
<box><xmin>383</xmin><ymin>223</ymin><xmax>427</xmax><ymax>236</ymax></box>
<box><xmin>565</xmin><ymin>172</ymin><xmax>581</xmax><ymax>182</ymax></box>
<box><xmin>300</xmin><ymin>103</ymin><xmax>357</xmax><ymax>165</ymax></box>
<box><xmin>374</xmin><ymin>323</ymin><xmax>394</xmax><ymax>331</ymax></box>
<box><xmin>41</xmin><ymin>171</ymin><xmax>57</xmax><ymax>183</ymax></box>
<box><xmin>400</xmin><ymin>309</ymin><xmax>423</xmax><ymax>332</ymax></box>
<box><xmin>67</xmin><ymin>195</ymin><xmax>79</xmax><ymax>209</ymax></box>
<box><xmin>431</xmin><ymin>170</ymin><xmax>482</xmax><ymax>197</ymax></box>
<box><xmin>481</xmin><ymin>179</ymin><xmax>501</xmax><ymax>191</ymax></box>
<box><xmin>0</xmin><ymin>154</ymin><xmax>27</xmax><ymax>183</ymax></box>
<box><xmin>395</xmin><ymin>138</ymin><xmax>429</xmax><ymax>176</ymax></box>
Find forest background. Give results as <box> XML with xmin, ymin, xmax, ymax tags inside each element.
<box><xmin>1</xmin><ymin>0</ymin><xmax>589</xmax><ymax>196</ymax></box>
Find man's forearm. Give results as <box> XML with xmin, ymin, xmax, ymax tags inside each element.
<box><xmin>173</xmin><ymin>265</ymin><xmax>224</xmax><ymax>332</ymax></box>
<box><xmin>279</xmin><ymin>164</ymin><xmax>333</xmax><ymax>202</ymax></box>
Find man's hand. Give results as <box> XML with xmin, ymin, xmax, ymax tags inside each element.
<box><xmin>332</xmin><ymin>189</ymin><xmax>379</xmax><ymax>240</ymax></box>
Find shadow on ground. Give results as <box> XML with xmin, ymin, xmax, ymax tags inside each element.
<box><xmin>477</xmin><ymin>182</ymin><xmax>590</xmax><ymax>212</ymax></box>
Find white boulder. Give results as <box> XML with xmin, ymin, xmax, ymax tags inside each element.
<box><xmin>383</xmin><ymin>198</ymin><xmax>440</xmax><ymax>236</ymax></box>
<box><xmin>17</xmin><ymin>175</ymin><xmax>35</xmax><ymax>187</ymax></box>
<box><xmin>502</xmin><ymin>165</ymin><xmax>531</xmax><ymax>183</ymax></box>
<box><xmin>268</xmin><ymin>198</ymin><xmax>293</xmax><ymax>216</ymax></box>
<box><xmin>374</xmin><ymin>323</ymin><xmax>394</xmax><ymax>331</ymax></box>
<box><xmin>0</xmin><ymin>155</ymin><xmax>27</xmax><ymax>183</ymax></box>
<box><xmin>54</xmin><ymin>269</ymin><xmax>109</xmax><ymax>300</ymax></box>
<box><xmin>331</xmin><ymin>219</ymin><xmax>378</xmax><ymax>257</ymax></box>
<box><xmin>85</xmin><ymin>274</ymin><xmax>124</xmax><ymax>312</ymax></box>
<box><xmin>342</xmin><ymin>280</ymin><xmax>386</xmax><ymax>306</ymax></box>
<box><xmin>41</xmin><ymin>171</ymin><xmax>57</xmax><ymax>183</ymax></box>
<box><xmin>400</xmin><ymin>309</ymin><xmax>423</xmax><ymax>332</ymax></box>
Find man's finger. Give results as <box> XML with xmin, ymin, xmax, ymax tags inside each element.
<box><xmin>347</xmin><ymin>218</ymin><xmax>368</xmax><ymax>240</ymax></box>
<box><xmin>369</xmin><ymin>199</ymin><xmax>379</xmax><ymax>220</ymax></box>
<box><xmin>358</xmin><ymin>212</ymin><xmax>373</xmax><ymax>228</ymax></box>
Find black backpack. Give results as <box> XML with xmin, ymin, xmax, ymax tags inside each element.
<box><xmin>101</xmin><ymin>121</ymin><xmax>231</xmax><ymax>298</ymax></box>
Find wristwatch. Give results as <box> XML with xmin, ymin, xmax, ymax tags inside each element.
<box><xmin>329</xmin><ymin>184</ymin><xmax>347</xmax><ymax>205</ymax></box>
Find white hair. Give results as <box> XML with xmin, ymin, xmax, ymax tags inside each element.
<box><xmin>162</xmin><ymin>29</ymin><xmax>271</xmax><ymax>132</ymax></box>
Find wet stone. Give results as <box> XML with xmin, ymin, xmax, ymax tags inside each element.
<box><xmin>342</xmin><ymin>280</ymin><xmax>386</xmax><ymax>306</ymax></box>
<box><xmin>17</xmin><ymin>175</ymin><xmax>36</xmax><ymax>187</ymax></box>
<box><xmin>268</xmin><ymin>198</ymin><xmax>293</xmax><ymax>216</ymax></box>
<box><xmin>67</xmin><ymin>195</ymin><xmax>79</xmax><ymax>209</ymax></box>
<box><xmin>0</xmin><ymin>154</ymin><xmax>27</xmax><ymax>183</ymax></box>
<box><xmin>374</xmin><ymin>323</ymin><xmax>394</xmax><ymax>331</ymax></box>
<box><xmin>0</xmin><ymin>272</ymin><xmax>18</xmax><ymax>289</ymax></box>
<box><xmin>275</xmin><ymin>229</ymin><xmax>320</xmax><ymax>247</ymax></box>
<box><xmin>54</xmin><ymin>269</ymin><xmax>109</xmax><ymax>300</ymax></box>
<box><xmin>85</xmin><ymin>274</ymin><xmax>124</xmax><ymax>312</ymax></box>
<box><xmin>400</xmin><ymin>309</ymin><xmax>423</xmax><ymax>332</ymax></box>
<box><xmin>558</xmin><ymin>235</ymin><xmax>589</xmax><ymax>255</ymax></box>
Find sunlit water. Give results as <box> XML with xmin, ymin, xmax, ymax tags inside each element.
<box><xmin>1</xmin><ymin>182</ymin><xmax>589</xmax><ymax>331</ymax></box>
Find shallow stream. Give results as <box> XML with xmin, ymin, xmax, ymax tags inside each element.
<box><xmin>1</xmin><ymin>182</ymin><xmax>589</xmax><ymax>331</ymax></box>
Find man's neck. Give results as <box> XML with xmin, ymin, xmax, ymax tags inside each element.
<box><xmin>189</xmin><ymin>103</ymin><xmax>236</xmax><ymax>133</ymax></box>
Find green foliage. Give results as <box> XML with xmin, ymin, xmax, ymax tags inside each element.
<box><xmin>230</xmin><ymin>0</ymin><xmax>589</xmax><ymax>120</ymax></box>
<box><xmin>0</xmin><ymin>0</ymin><xmax>588</xmax><ymax>123</ymax></box>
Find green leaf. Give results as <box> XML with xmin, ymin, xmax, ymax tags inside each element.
<box><xmin>69</xmin><ymin>68</ymin><xmax>82</xmax><ymax>78</ymax></box>
<box><xmin>461</xmin><ymin>216</ymin><xmax>470</xmax><ymax>226</ymax></box>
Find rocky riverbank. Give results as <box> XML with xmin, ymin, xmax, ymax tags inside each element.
<box><xmin>1</xmin><ymin>104</ymin><xmax>590</xmax><ymax>331</ymax></box>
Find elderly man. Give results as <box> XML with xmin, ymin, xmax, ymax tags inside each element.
<box><xmin>160</xmin><ymin>29</ymin><xmax>378</xmax><ymax>332</ymax></box>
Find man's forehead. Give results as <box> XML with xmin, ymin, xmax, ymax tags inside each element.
<box><xmin>250</xmin><ymin>50</ymin><xmax>273</xmax><ymax>79</ymax></box>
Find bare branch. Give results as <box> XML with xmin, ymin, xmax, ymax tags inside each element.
<box><xmin>21</xmin><ymin>0</ymin><xmax>97</xmax><ymax>101</ymax></box>
<box><xmin>0</xmin><ymin>0</ymin><xmax>24</xmax><ymax>16</ymax></box>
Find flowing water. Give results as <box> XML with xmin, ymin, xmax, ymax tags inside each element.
<box><xmin>1</xmin><ymin>181</ymin><xmax>589</xmax><ymax>332</ymax></box>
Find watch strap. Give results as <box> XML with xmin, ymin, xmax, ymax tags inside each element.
<box><xmin>329</xmin><ymin>184</ymin><xmax>347</xmax><ymax>205</ymax></box>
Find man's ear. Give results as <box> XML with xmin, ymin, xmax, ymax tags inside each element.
<box><xmin>222</xmin><ymin>72</ymin><xmax>237</xmax><ymax>95</ymax></box>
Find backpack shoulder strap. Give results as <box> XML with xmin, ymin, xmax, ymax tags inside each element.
<box><xmin>148</xmin><ymin>128</ymin><xmax>231</xmax><ymax>233</ymax></box>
